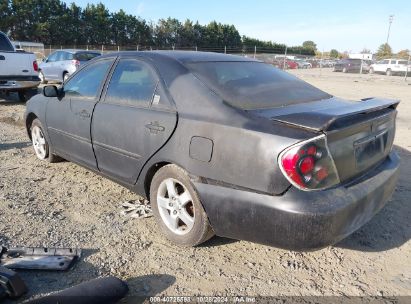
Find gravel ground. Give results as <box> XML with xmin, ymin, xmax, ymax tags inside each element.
<box><xmin>0</xmin><ymin>68</ymin><xmax>410</xmax><ymax>302</ymax></box>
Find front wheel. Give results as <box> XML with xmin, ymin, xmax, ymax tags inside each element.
<box><xmin>386</xmin><ymin>69</ymin><xmax>392</xmax><ymax>76</ymax></box>
<box><xmin>369</xmin><ymin>68</ymin><xmax>374</xmax><ymax>74</ymax></box>
<box><xmin>150</xmin><ymin>164</ymin><xmax>214</xmax><ymax>246</ymax></box>
<box><xmin>342</xmin><ymin>67</ymin><xmax>347</xmax><ymax>73</ymax></box>
<box><xmin>30</xmin><ymin>119</ymin><xmax>60</xmax><ymax>163</ymax></box>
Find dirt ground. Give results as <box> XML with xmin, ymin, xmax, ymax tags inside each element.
<box><xmin>0</xmin><ymin>68</ymin><xmax>410</xmax><ymax>302</ymax></box>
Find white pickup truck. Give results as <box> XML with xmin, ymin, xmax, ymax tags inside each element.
<box><xmin>370</xmin><ymin>58</ymin><xmax>411</xmax><ymax>76</ymax></box>
<box><xmin>0</xmin><ymin>31</ymin><xmax>40</xmax><ymax>101</ymax></box>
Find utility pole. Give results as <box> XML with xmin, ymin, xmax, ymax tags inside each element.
<box><xmin>386</xmin><ymin>15</ymin><xmax>394</xmax><ymax>45</ymax></box>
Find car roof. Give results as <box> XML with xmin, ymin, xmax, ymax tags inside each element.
<box><xmin>97</xmin><ymin>51</ymin><xmax>260</xmax><ymax>86</ymax></box>
<box><xmin>101</xmin><ymin>50</ymin><xmax>257</xmax><ymax>63</ymax></box>
<box><xmin>56</xmin><ymin>49</ymin><xmax>101</xmax><ymax>54</ymax></box>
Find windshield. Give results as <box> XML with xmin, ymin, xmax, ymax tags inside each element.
<box><xmin>186</xmin><ymin>61</ymin><xmax>331</xmax><ymax>110</ymax></box>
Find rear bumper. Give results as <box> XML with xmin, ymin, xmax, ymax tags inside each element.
<box><xmin>0</xmin><ymin>76</ymin><xmax>40</xmax><ymax>91</ymax></box>
<box><xmin>195</xmin><ymin>151</ymin><xmax>400</xmax><ymax>250</ymax></box>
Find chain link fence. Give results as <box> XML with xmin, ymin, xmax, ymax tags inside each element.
<box><xmin>38</xmin><ymin>45</ymin><xmax>337</xmax><ymax>72</ymax></box>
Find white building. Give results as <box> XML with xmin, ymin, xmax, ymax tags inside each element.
<box><xmin>348</xmin><ymin>53</ymin><xmax>373</xmax><ymax>60</ymax></box>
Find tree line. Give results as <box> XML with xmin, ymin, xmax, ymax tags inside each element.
<box><xmin>0</xmin><ymin>0</ymin><xmax>315</xmax><ymax>55</ymax></box>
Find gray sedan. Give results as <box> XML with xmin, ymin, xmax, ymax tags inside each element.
<box><xmin>25</xmin><ymin>51</ymin><xmax>399</xmax><ymax>250</ymax></box>
<box><xmin>39</xmin><ymin>49</ymin><xmax>100</xmax><ymax>83</ymax></box>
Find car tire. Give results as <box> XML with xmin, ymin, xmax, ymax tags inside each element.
<box><xmin>150</xmin><ymin>164</ymin><xmax>214</xmax><ymax>246</ymax></box>
<box><xmin>30</xmin><ymin>119</ymin><xmax>61</xmax><ymax>163</ymax></box>
<box><xmin>18</xmin><ymin>89</ymin><xmax>37</xmax><ymax>103</ymax></box>
<box><xmin>39</xmin><ymin>71</ymin><xmax>47</xmax><ymax>84</ymax></box>
<box><xmin>342</xmin><ymin>67</ymin><xmax>347</xmax><ymax>73</ymax></box>
<box><xmin>63</xmin><ymin>72</ymin><xmax>69</xmax><ymax>82</ymax></box>
<box><xmin>18</xmin><ymin>91</ymin><xmax>27</xmax><ymax>102</ymax></box>
<box><xmin>386</xmin><ymin>69</ymin><xmax>392</xmax><ymax>76</ymax></box>
<box><xmin>369</xmin><ymin>68</ymin><xmax>374</xmax><ymax>74</ymax></box>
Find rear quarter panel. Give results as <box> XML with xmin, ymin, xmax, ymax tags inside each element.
<box><xmin>137</xmin><ymin>72</ymin><xmax>318</xmax><ymax>196</ymax></box>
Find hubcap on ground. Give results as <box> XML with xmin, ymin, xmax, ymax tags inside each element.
<box><xmin>157</xmin><ymin>178</ymin><xmax>195</xmax><ymax>235</ymax></box>
<box><xmin>31</xmin><ymin>126</ymin><xmax>47</xmax><ymax>159</ymax></box>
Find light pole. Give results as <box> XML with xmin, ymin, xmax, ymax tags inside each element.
<box><xmin>386</xmin><ymin>15</ymin><xmax>394</xmax><ymax>45</ymax></box>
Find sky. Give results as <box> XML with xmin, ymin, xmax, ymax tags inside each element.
<box><xmin>65</xmin><ymin>0</ymin><xmax>411</xmax><ymax>53</ymax></box>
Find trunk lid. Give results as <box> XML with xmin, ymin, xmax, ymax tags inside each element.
<box><xmin>251</xmin><ymin>97</ymin><xmax>399</xmax><ymax>183</ymax></box>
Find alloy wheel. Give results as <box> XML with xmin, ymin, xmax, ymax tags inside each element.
<box><xmin>157</xmin><ymin>178</ymin><xmax>195</xmax><ymax>235</ymax></box>
<box><xmin>31</xmin><ymin>125</ymin><xmax>47</xmax><ymax>159</ymax></box>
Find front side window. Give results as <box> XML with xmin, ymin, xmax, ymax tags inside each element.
<box><xmin>64</xmin><ymin>59</ymin><xmax>114</xmax><ymax>98</ymax></box>
<box><xmin>47</xmin><ymin>52</ymin><xmax>58</xmax><ymax>62</ymax></box>
<box><xmin>187</xmin><ymin>61</ymin><xmax>331</xmax><ymax>110</ymax></box>
<box><xmin>63</xmin><ymin>52</ymin><xmax>74</xmax><ymax>60</ymax></box>
<box><xmin>55</xmin><ymin>51</ymin><xmax>66</xmax><ymax>62</ymax></box>
<box><xmin>105</xmin><ymin>59</ymin><xmax>158</xmax><ymax>107</ymax></box>
<box><xmin>390</xmin><ymin>60</ymin><xmax>397</xmax><ymax>64</ymax></box>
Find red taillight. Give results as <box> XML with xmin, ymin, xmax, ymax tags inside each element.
<box><xmin>33</xmin><ymin>61</ymin><xmax>38</xmax><ymax>72</ymax></box>
<box><xmin>72</xmin><ymin>59</ymin><xmax>80</xmax><ymax>67</ymax></box>
<box><xmin>279</xmin><ymin>135</ymin><xmax>339</xmax><ymax>191</ymax></box>
<box><xmin>299</xmin><ymin>156</ymin><xmax>315</xmax><ymax>174</ymax></box>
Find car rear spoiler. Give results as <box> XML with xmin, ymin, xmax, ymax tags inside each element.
<box><xmin>267</xmin><ymin>97</ymin><xmax>400</xmax><ymax>132</ymax></box>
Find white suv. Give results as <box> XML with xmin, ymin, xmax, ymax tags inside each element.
<box><xmin>370</xmin><ymin>58</ymin><xmax>410</xmax><ymax>76</ymax></box>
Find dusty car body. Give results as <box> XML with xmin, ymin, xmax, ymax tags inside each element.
<box><xmin>25</xmin><ymin>51</ymin><xmax>400</xmax><ymax>250</ymax></box>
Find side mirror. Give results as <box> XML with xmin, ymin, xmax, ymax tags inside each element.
<box><xmin>43</xmin><ymin>85</ymin><xmax>59</xmax><ymax>97</ymax></box>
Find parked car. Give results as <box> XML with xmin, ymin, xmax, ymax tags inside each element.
<box><xmin>334</xmin><ymin>58</ymin><xmax>370</xmax><ymax>73</ymax></box>
<box><xmin>39</xmin><ymin>50</ymin><xmax>101</xmax><ymax>83</ymax></box>
<box><xmin>0</xmin><ymin>31</ymin><xmax>40</xmax><ymax>101</ymax></box>
<box><xmin>25</xmin><ymin>51</ymin><xmax>399</xmax><ymax>250</ymax></box>
<box><xmin>295</xmin><ymin>59</ymin><xmax>312</xmax><ymax>69</ymax></box>
<box><xmin>284</xmin><ymin>59</ymin><xmax>298</xmax><ymax>69</ymax></box>
<box><xmin>370</xmin><ymin>59</ymin><xmax>411</xmax><ymax>76</ymax></box>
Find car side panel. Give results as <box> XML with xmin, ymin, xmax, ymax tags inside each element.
<box><xmin>135</xmin><ymin>72</ymin><xmax>317</xmax><ymax>197</ymax></box>
<box><xmin>92</xmin><ymin>104</ymin><xmax>177</xmax><ymax>184</ymax></box>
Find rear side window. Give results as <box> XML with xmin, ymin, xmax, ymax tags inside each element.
<box><xmin>390</xmin><ymin>60</ymin><xmax>397</xmax><ymax>64</ymax></box>
<box><xmin>64</xmin><ymin>59</ymin><xmax>114</xmax><ymax>98</ymax></box>
<box><xmin>75</xmin><ymin>52</ymin><xmax>101</xmax><ymax>61</ymax></box>
<box><xmin>186</xmin><ymin>61</ymin><xmax>331</xmax><ymax>110</ymax></box>
<box><xmin>398</xmin><ymin>60</ymin><xmax>407</xmax><ymax>65</ymax></box>
<box><xmin>105</xmin><ymin>59</ymin><xmax>158</xmax><ymax>107</ymax></box>
<box><xmin>0</xmin><ymin>33</ymin><xmax>14</xmax><ymax>52</ymax></box>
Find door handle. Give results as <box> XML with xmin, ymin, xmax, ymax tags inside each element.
<box><xmin>77</xmin><ymin>110</ymin><xmax>91</xmax><ymax>118</ymax></box>
<box><xmin>145</xmin><ymin>121</ymin><xmax>165</xmax><ymax>134</ymax></box>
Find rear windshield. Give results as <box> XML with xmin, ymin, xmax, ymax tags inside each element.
<box><xmin>0</xmin><ymin>33</ymin><xmax>14</xmax><ymax>52</ymax></box>
<box><xmin>186</xmin><ymin>61</ymin><xmax>331</xmax><ymax>110</ymax></box>
<box><xmin>74</xmin><ymin>52</ymin><xmax>101</xmax><ymax>61</ymax></box>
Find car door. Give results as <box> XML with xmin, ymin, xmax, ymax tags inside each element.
<box><xmin>91</xmin><ymin>57</ymin><xmax>177</xmax><ymax>184</ymax></box>
<box><xmin>55</xmin><ymin>51</ymin><xmax>68</xmax><ymax>81</ymax></box>
<box><xmin>46</xmin><ymin>57</ymin><xmax>116</xmax><ymax>168</ymax></box>
<box><xmin>378</xmin><ymin>60</ymin><xmax>389</xmax><ymax>72</ymax></box>
<box><xmin>41</xmin><ymin>51</ymin><xmax>58</xmax><ymax>79</ymax></box>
